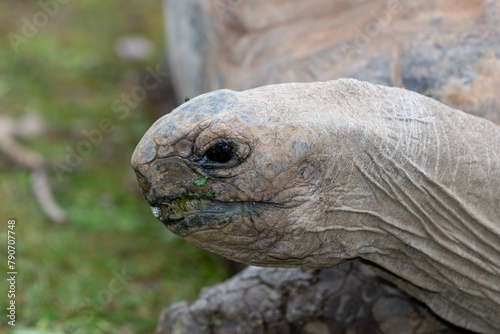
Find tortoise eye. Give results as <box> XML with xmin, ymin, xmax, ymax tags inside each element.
<box><xmin>197</xmin><ymin>139</ymin><xmax>250</xmax><ymax>172</ymax></box>
<box><xmin>205</xmin><ymin>142</ymin><xmax>235</xmax><ymax>163</ymax></box>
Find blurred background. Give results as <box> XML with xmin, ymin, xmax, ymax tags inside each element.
<box><xmin>0</xmin><ymin>1</ymin><xmax>231</xmax><ymax>333</ymax></box>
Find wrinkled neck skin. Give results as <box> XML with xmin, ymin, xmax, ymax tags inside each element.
<box><xmin>237</xmin><ymin>83</ymin><xmax>500</xmax><ymax>333</ymax></box>
<box><xmin>297</xmin><ymin>121</ymin><xmax>500</xmax><ymax>333</ymax></box>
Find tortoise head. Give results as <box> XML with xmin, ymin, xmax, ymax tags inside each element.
<box><xmin>131</xmin><ymin>84</ymin><xmax>345</xmax><ymax>267</ymax></box>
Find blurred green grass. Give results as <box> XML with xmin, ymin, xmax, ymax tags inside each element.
<box><xmin>0</xmin><ymin>1</ymin><xmax>230</xmax><ymax>333</ymax></box>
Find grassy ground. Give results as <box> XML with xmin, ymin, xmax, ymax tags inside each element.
<box><xmin>0</xmin><ymin>1</ymin><xmax>230</xmax><ymax>333</ymax></box>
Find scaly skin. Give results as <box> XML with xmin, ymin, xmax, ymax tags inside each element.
<box><xmin>131</xmin><ymin>79</ymin><xmax>500</xmax><ymax>333</ymax></box>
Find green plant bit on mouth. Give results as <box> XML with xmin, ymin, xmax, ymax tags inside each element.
<box><xmin>194</xmin><ymin>175</ymin><xmax>210</xmax><ymax>187</ymax></box>
<box><xmin>206</xmin><ymin>191</ymin><xmax>215</xmax><ymax>198</ymax></box>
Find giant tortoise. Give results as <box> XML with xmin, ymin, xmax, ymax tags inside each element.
<box><xmin>132</xmin><ymin>0</ymin><xmax>499</xmax><ymax>333</ymax></box>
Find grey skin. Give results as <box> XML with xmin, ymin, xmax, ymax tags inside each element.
<box><xmin>131</xmin><ymin>79</ymin><xmax>500</xmax><ymax>333</ymax></box>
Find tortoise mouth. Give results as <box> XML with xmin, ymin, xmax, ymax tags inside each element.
<box><xmin>149</xmin><ymin>199</ymin><xmax>270</xmax><ymax>230</ymax></box>
<box><xmin>158</xmin><ymin>198</ymin><xmax>207</xmax><ymax>222</ymax></box>
<box><xmin>155</xmin><ymin>199</ymin><xmax>249</xmax><ymax>222</ymax></box>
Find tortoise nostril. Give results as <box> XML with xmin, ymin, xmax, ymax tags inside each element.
<box><xmin>134</xmin><ymin>170</ymin><xmax>152</xmax><ymax>192</ymax></box>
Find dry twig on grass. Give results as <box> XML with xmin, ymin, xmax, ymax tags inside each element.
<box><xmin>0</xmin><ymin>114</ymin><xmax>66</xmax><ymax>224</ymax></box>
